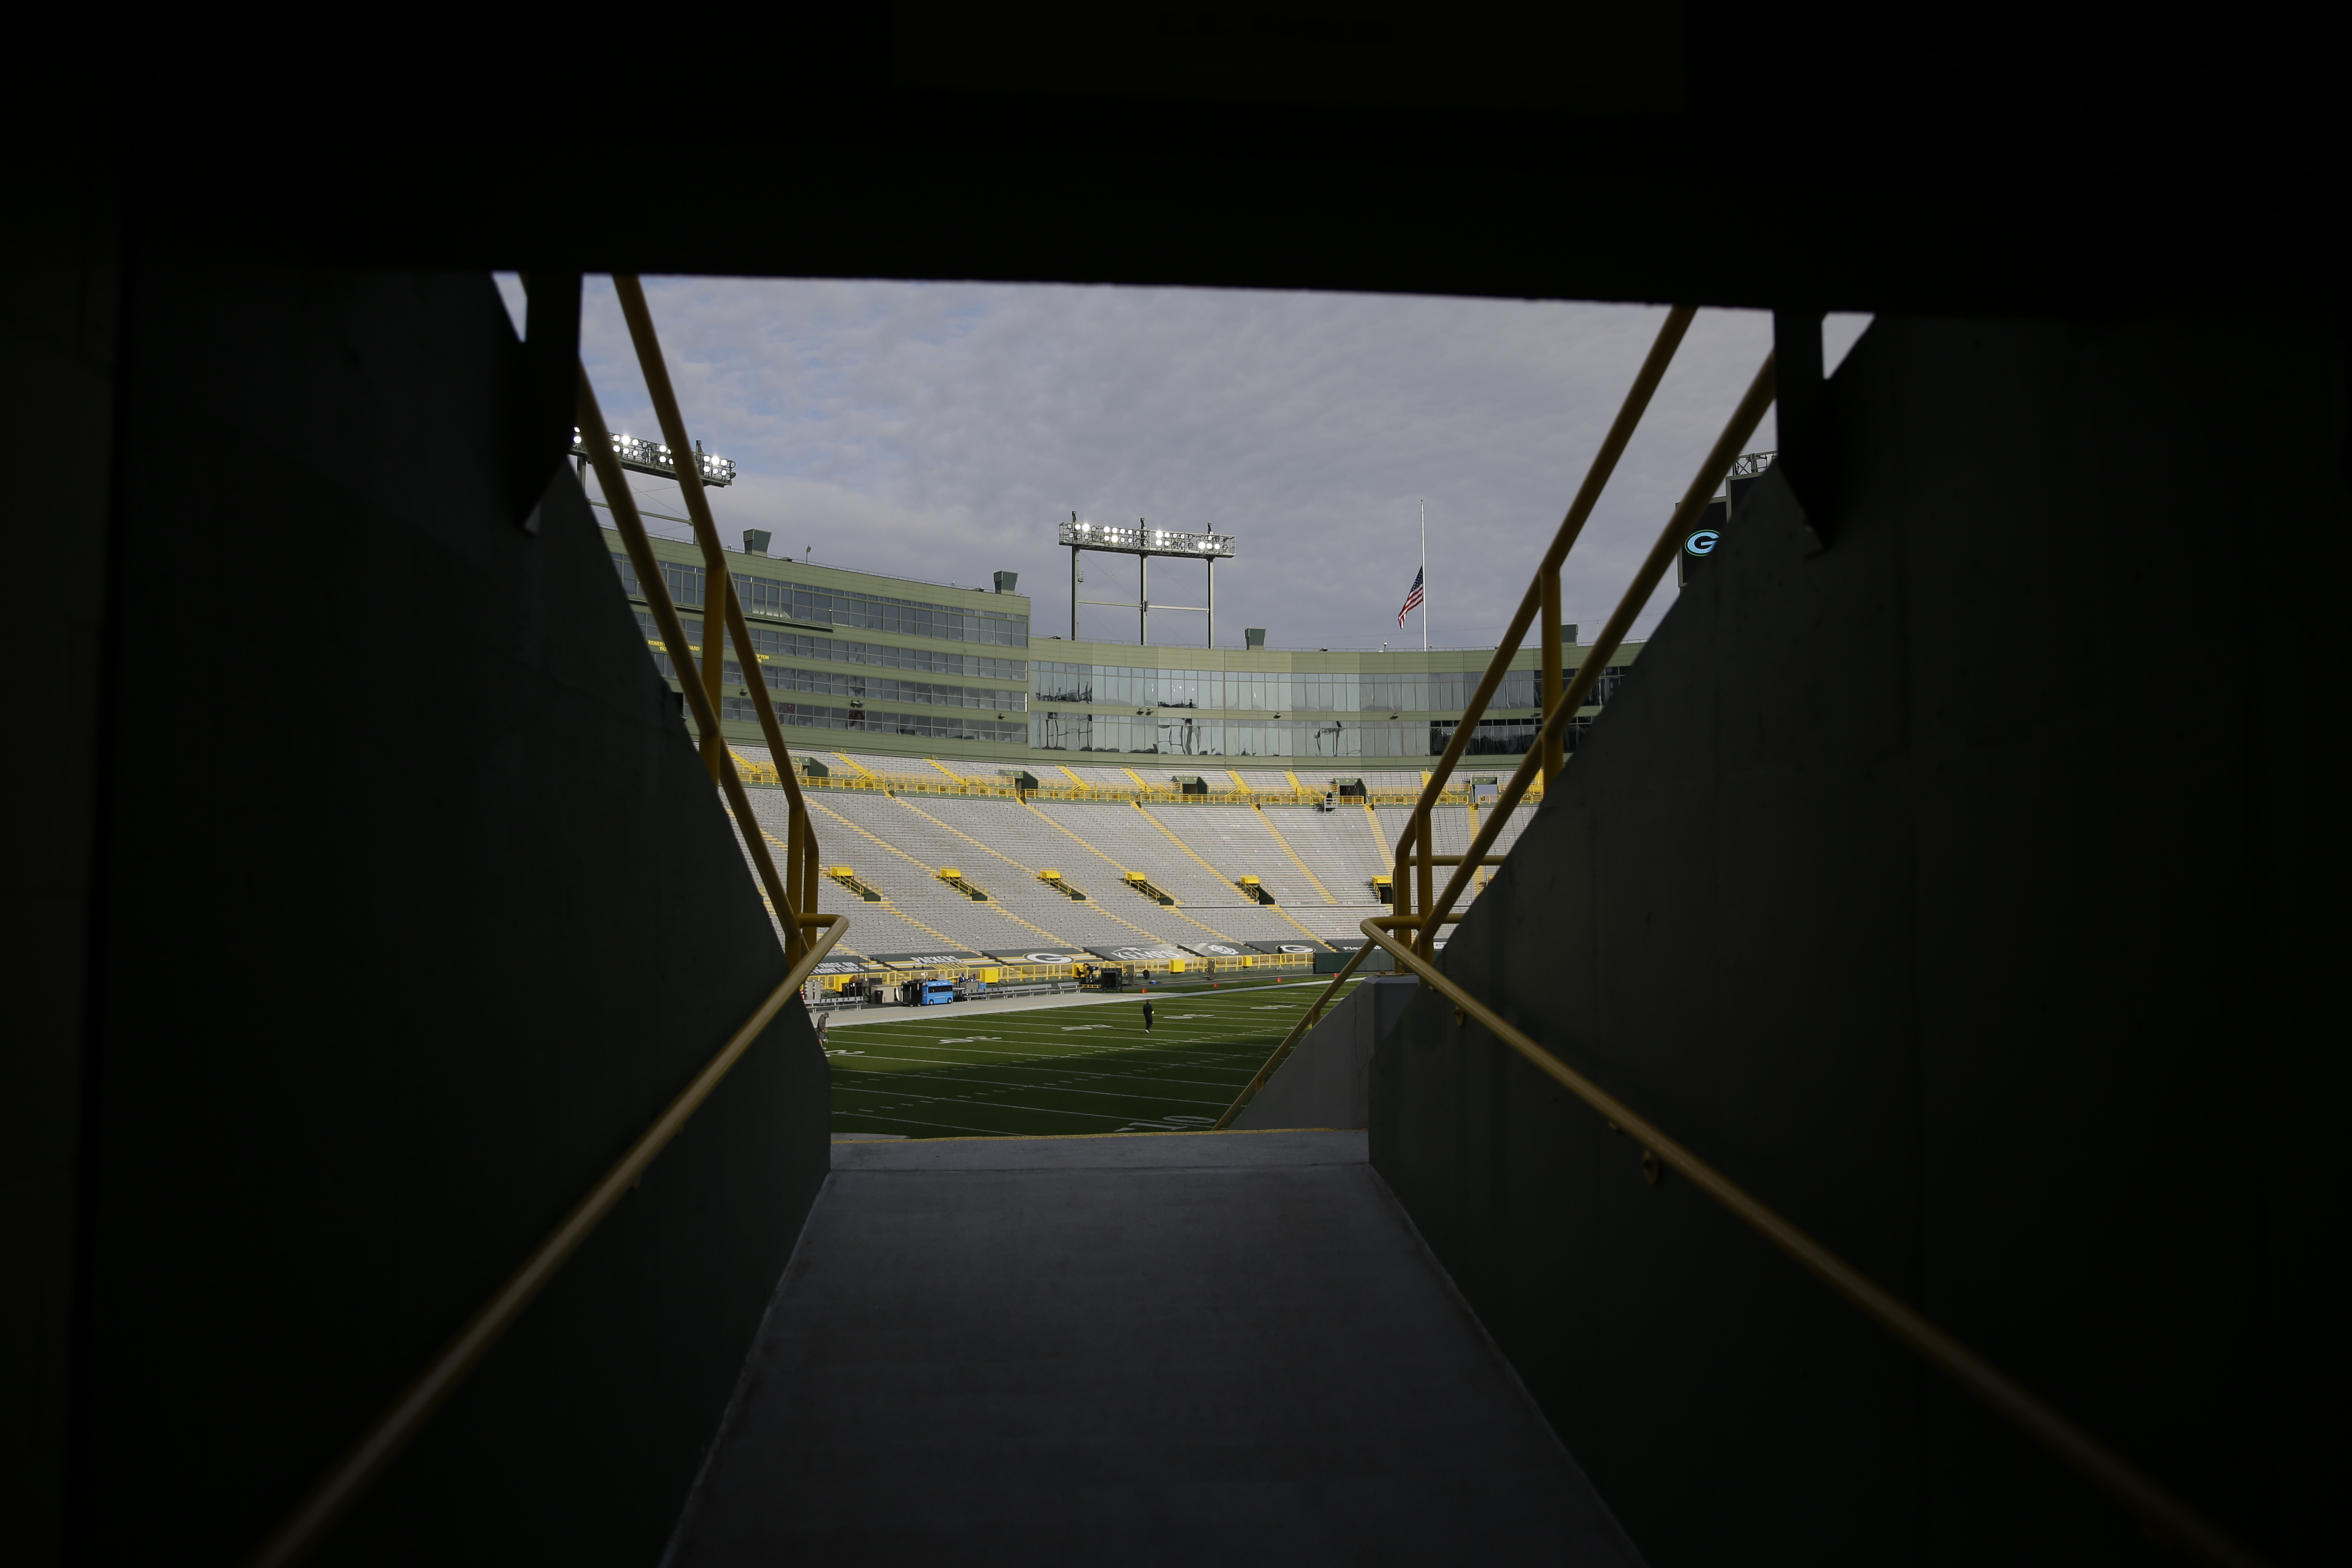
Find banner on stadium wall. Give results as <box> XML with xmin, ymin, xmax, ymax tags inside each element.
<box><xmin>1085</xmin><ymin>944</ymin><xmax>1190</xmax><ymax>964</ymax></box>
<box><xmin>1327</xmin><ymin>936</ymin><xmax>1446</xmax><ymax>953</ymax></box>
<box><xmin>810</xmin><ymin>958</ymin><xmax>889</xmax><ymax>975</ymax></box>
<box><xmin>984</xmin><ymin>950</ymin><xmax>1089</xmax><ymax>965</ymax></box>
<box><xmin>1179</xmin><ymin>941</ymin><xmax>1252</xmax><ymax>958</ymax></box>
<box><xmin>1246</xmin><ymin>941</ymin><xmax>1328</xmax><ymax>954</ymax></box>
<box><xmin>867</xmin><ymin>950</ymin><xmax>986</xmax><ymax>967</ymax></box>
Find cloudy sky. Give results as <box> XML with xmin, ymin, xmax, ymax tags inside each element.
<box><xmin>514</xmin><ymin>275</ymin><xmax>1867</xmax><ymax>656</ymax></box>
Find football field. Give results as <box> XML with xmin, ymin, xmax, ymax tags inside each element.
<box><xmin>823</xmin><ymin>980</ymin><xmax>1359</xmax><ymax>1138</ymax></box>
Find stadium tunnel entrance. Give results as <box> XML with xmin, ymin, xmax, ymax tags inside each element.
<box><xmin>17</xmin><ymin>23</ymin><xmax>2341</xmax><ymax>1564</ymax></box>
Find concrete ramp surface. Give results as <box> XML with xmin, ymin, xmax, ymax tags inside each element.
<box><xmin>666</xmin><ymin>1130</ymin><xmax>1642</xmax><ymax>1566</ymax></box>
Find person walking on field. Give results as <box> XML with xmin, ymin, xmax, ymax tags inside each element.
<box><xmin>1142</xmin><ymin>998</ymin><xmax>1154</xmax><ymax>1034</ymax></box>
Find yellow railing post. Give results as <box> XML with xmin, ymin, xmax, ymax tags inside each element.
<box><xmin>610</xmin><ymin>277</ymin><xmax>823</xmax><ymax>957</ymax></box>
<box><xmin>1372</xmin><ymin>306</ymin><xmax>1693</xmax><ymax>954</ymax></box>
<box><xmin>1416</xmin><ymin>353</ymin><xmax>1778</xmax><ymax>955</ymax></box>
<box><xmin>1211</xmin><ymin>950</ymin><xmax>1374</xmax><ymax>1129</ymax></box>
<box><xmin>241</xmin><ymin>915</ymin><xmax>848</xmax><ymax>1568</ymax></box>
<box><xmin>696</xmin><ymin>603</ymin><xmax>725</xmax><ymax>781</ymax></box>
<box><xmin>578</xmin><ymin>374</ymin><xmax>801</xmax><ymax>953</ymax></box>
<box><xmin>1414</xmin><ymin>802</ymin><xmax>1434</xmax><ymax>925</ymax></box>
<box><xmin>1540</xmin><ymin>569</ymin><xmax>1564</xmax><ymax>790</ymax></box>
<box><xmin>1391</xmin><ymin>816</ymin><xmax>1414</xmax><ymax>929</ymax></box>
<box><xmin>1355</xmin><ymin>918</ymin><xmax>2269</xmax><ymax>1568</ymax></box>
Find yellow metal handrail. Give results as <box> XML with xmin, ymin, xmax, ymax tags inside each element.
<box><xmin>245</xmin><ymin>912</ymin><xmax>850</xmax><ymax>1568</ymax></box>
<box><xmin>1209</xmin><ymin>945</ymin><xmax>1373</xmax><ymax>1128</ymax></box>
<box><xmin>1207</xmin><ymin>905</ymin><xmax>1471</xmax><ymax>1131</ymax></box>
<box><xmin>1386</xmin><ymin>305</ymin><xmax>1695</xmax><ymax>936</ymax></box>
<box><xmin>612</xmin><ymin>277</ymin><xmax>822</xmax><ymax>957</ymax></box>
<box><xmin>1356</xmin><ymin>915</ymin><xmax>2269</xmax><ymax>1568</ymax></box>
<box><xmin>1410</xmin><ymin>353</ymin><xmax>1775</xmax><ymax>954</ymax></box>
<box><xmin>582</xmin><ymin>375</ymin><xmax>805</xmax><ymax>957</ymax></box>
<box><xmin>1205</xmin><ymin>315</ymin><xmax>2269</xmax><ymax>1562</ymax></box>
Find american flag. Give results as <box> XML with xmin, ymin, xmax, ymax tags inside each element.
<box><xmin>1396</xmin><ymin>567</ymin><xmax>1425</xmax><ymax>627</ymax></box>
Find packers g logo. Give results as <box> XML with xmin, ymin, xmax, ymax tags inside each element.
<box><xmin>1684</xmin><ymin>529</ymin><xmax>1721</xmax><ymax>557</ymax></box>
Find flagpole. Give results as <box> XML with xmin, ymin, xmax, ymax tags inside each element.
<box><xmin>1420</xmin><ymin>500</ymin><xmax>1428</xmax><ymax>652</ymax></box>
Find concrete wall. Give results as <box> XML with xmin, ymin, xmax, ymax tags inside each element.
<box><xmin>53</xmin><ymin>271</ymin><xmax>831</xmax><ymax>1567</ymax></box>
<box><xmin>1372</xmin><ymin>316</ymin><xmax>2345</xmax><ymax>1566</ymax></box>
<box><xmin>1</xmin><ymin>190</ymin><xmax>121</xmax><ymax>1568</ymax></box>
<box><xmin>1234</xmin><ymin>977</ymin><xmax>1417</xmax><ymax>1129</ymax></box>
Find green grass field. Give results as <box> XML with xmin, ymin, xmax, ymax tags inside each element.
<box><xmin>823</xmin><ymin>980</ymin><xmax>1359</xmax><ymax>1138</ymax></box>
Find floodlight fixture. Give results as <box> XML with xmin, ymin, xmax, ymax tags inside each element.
<box><xmin>1058</xmin><ymin>519</ymin><xmax>1232</xmax><ymax>558</ymax></box>
<box><xmin>1059</xmin><ymin>515</ymin><xmax>1236</xmax><ymax>646</ymax></box>
<box><xmin>573</xmin><ymin>427</ymin><xmax>736</xmax><ymax>487</ymax></box>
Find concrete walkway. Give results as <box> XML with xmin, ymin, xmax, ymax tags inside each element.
<box><xmin>665</xmin><ymin>1131</ymin><xmax>1643</xmax><ymax>1566</ymax></box>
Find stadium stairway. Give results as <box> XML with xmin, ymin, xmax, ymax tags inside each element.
<box><xmin>808</xmin><ymin>795</ymin><xmax>1066</xmax><ymax>952</ymax></box>
<box><xmin>859</xmin><ymin>791</ymin><xmax>1156</xmax><ymax>951</ymax></box>
<box><xmin>33</xmin><ymin>174</ymin><xmax>2338</xmax><ymax>1568</ymax></box>
<box><xmin>1265</xmin><ymin>803</ymin><xmax>1396</xmax><ymax>903</ymax></box>
<box><xmin>914</xmin><ymin>795</ymin><xmax>1200</xmax><ymax>949</ymax></box>
<box><xmin>669</xmin><ymin>316</ymin><xmax>2338</xmax><ymax>1568</ymax></box>
<box><xmin>663</xmin><ymin>1132</ymin><xmax>1641</xmax><ymax>1566</ymax></box>
<box><xmin>1354</xmin><ymin>316</ymin><xmax>2332</xmax><ymax>1565</ymax></box>
<box><xmin>1251</xmin><ymin>806</ymin><xmax>1339</xmax><ymax>902</ymax></box>
<box><xmin>1143</xmin><ymin>804</ymin><xmax>1340</xmax><ymax>932</ymax></box>
<box><xmin>1018</xmin><ymin>800</ymin><xmax>1255</xmax><ymax>947</ymax></box>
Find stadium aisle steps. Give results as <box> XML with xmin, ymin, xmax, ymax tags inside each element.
<box><xmin>1138</xmin><ymin>806</ymin><xmax>1333</xmax><ymax>944</ymax></box>
<box><xmin>666</xmin><ymin>1132</ymin><xmax>1641</xmax><ymax>1565</ymax></box>
<box><xmin>1263</xmin><ymin>806</ymin><xmax>1392</xmax><ymax>903</ymax></box>
<box><xmin>714</xmin><ymin>752</ymin><xmax>1530</xmax><ymax>948</ymax></box>
<box><xmin>850</xmin><ymin>796</ymin><xmax>1077</xmax><ymax>950</ymax></box>
<box><xmin>1281</xmin><ymin>904</ymin><xmax>1396</xmax><ymax>942</ymax></box>
<box><xmin>734</xmin><ymin>793</ymin><xmax>961</xmax><ymax>953</ymax></box>
<box><xmin>1115</xmin><ymin>805</ymin><xmax>1258</xmax><ymax>906</ymax></box>
<box><xmin>1241</xmin><ymin>808</ymin><xmax>1338</xmax><ymax>904</ymax></box>
<box><xmin>814</xmin><ymin>795</ymin><xmax>1069</xmax><ymax>951</ymax></box>
<box><xmin>1141</xmin><ymin>805</ymin><xmax>1301</xmax><ymax>895</ymax></box>
<box><xmin>1019</xmin><ymin>802</ymin><xmax>1249</xmax><ymax>945</ymax></box>
<box><xmin>1027</xmin><ymin>801</ymin><xmax>1240</xmax><ymax>908</ymax></box>
<box><xmin>911</xmin><ymin>797</ymin><xmax>1182</xmax><ymax>949</ymax></box>
<box><xmin>857</xmin><ymin>794</ymin><xmax>1097</xmax><ymax>950</ymax></box>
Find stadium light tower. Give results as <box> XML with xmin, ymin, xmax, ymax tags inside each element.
<box><xmin>1060</xmin><ymin>515</ymin><xmax>1236</xmax><ymax>646</ymax></box>
<box><xmin>571</xmin><ymin>427</ymin><xmax>736</xmax><ymax>487</ymax></box>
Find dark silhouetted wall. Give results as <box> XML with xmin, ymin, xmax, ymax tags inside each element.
<box><xmin>58</xmin><ymin>270</ymin><xmax>829</xmax><ymax>1567</ymax></box>
<box><xmin>1373</xmin><ymin>316</ymin><xmax>2345</xmax><ymax>1566</ymax></box>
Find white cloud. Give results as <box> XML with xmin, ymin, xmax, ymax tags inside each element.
<box><xmin>567</xmin><ymin>276</ymin><xmax>1817</xmax><ymax>654</ymax></box>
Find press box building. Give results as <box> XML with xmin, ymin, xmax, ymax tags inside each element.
<box><xmin>603</xmin><ymin>525</ymin><xmax>1644</xmax><ymax>771</ymax></box>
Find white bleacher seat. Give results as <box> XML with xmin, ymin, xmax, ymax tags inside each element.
<box><xmin>1060</xmin><ymin>763</ymin><xmax>1140</xmax><ymax>789</ymax></box>
<box><xmin>806</xmin><ymin>793</ymin><xmax>1059</xmax><ymax>951</ymax></box>
<box><xmin>1262</xmin><ymin>805</ymin><xmax>1392</xmax><ymax>901</ymax></box>
<box><xmin>1030</xmin><ymin>801</ymin><xmax>1243</xmax><ymax>906</ymax></box>
<box><xmin>1141</xmin><ymin>804</ymin><xmax>1326</xmax><ymax>901</ymax></box>
<box><xmin>710</xmin><ymin>753</ymin><xmax>1541</xmax><ymax>954</ymax></box>
<box><xmin>1234</xmin><ymin>767</ymin><xmax>1301</xmax><ymax>793</ymax></box>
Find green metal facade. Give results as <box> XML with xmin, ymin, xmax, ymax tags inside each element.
<box><xmin>608</xmin><ymin>527</ymin><xmax>1643</xmax><ymax>765</ymax></box>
